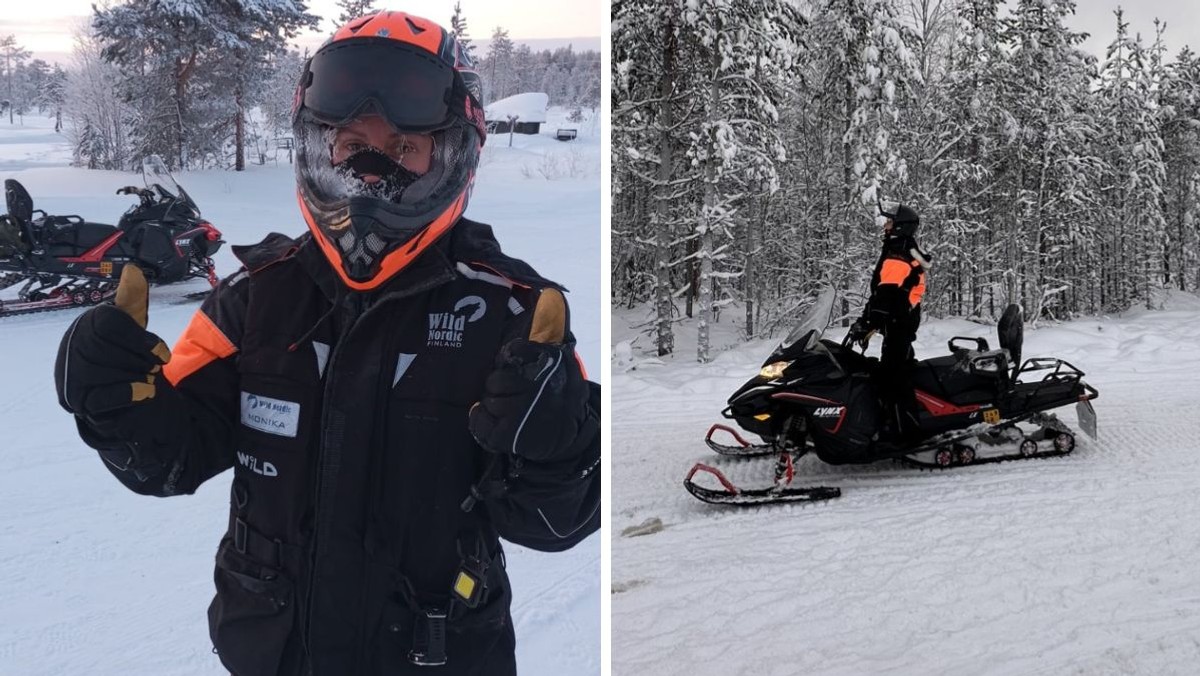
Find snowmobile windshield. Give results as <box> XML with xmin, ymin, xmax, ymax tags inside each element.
<box><xmin>142</xmin><ymin>155</ymin><xmax>199</xmax><ymax>214</ymax></box>
<box><xmin>776</xmin><ymin>287</ymin><xmax>836</xmax><ymax>356</ymax></box>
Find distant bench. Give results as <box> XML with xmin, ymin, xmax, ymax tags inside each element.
<box><xmin>555</xmin><ymin>129</ymin><xmax>578</xmax><ymax>142</ymax></box>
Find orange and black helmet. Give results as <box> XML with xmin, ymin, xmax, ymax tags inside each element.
<box><xmin>292</xmin><ymin>11</ymin><xmax>487</xmax><ymax>290</ymax></box>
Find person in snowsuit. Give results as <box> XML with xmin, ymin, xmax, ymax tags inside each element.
<box><xmin>848</xmin><ymin>203</ymin><xmax>930</xmax><ymax>443</ymax></box>
<box><xmin>53</xmin><ymin>12</ymin><xmax>599</xmax><ymax>676</ymax></box>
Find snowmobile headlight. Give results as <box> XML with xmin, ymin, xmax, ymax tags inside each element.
<box><xmin>759</xmin><ymin>360</ymin><xmax>792</xmax><ymax>380</ymax></box>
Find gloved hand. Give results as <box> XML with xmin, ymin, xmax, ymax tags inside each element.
<box><xmin>468</xmin><ymin>338</ymin><xmax>590</xmax><ymax>463</ymax></box>
<box><xmin>54</xmin><ymin>265</ymin><xmax>172</xmax><ymax>419</ymax></box>
<box><xmin>848</xmin><ymin>318</ymin><xmax>873</xmax><ymax>349</ymax></box>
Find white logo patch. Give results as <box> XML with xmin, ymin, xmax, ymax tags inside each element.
<box><xmin>427</xmin><ymin>295</ymin><xmax>488</xmax><ymax>348</ymax></box>
<box><xmin>240</xmin><ymin>392</ymin><xmax>300</xmax><ymax>438</ymax></box>
<box><xmin>237</xmin><ymin>451</ymin><xmax>278</xmax><ymax>477</ymax></box>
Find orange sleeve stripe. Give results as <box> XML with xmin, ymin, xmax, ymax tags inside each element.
<box><xmin>163</xmin><ymin>310</ymin><xmax>238</xmax><ymax>386</ymax></box>
<box><xmin>878</xmin><ymin>258</ymin><xmax>912</xmax><ymax>286</ymax></box>
<box><xmin>909</xmin><ymin>277</ymin><xmax>927</xmax><ymax>306</ymax></box>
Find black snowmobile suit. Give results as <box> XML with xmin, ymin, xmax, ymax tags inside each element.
<box><xmin>862</xmin><ymin>235</ymin><xmax>929</xmax><ymax>436</ymax></box>
<box><xmin>72</xmin><ymin>219</ymin><xmax>601</xmax><ymax>676</ymax></box>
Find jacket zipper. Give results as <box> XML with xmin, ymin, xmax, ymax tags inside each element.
<box><xmin>301</xmin><ymin>267</ymin><xmax>458</xmax><ymax>662</ymax></box>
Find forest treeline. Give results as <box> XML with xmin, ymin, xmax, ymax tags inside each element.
<box><xmin>613</xmin><ymin>0</ymin><xmax>1200</xmax><ymax>360</ymax></box>
<box><xmin>0</xmin><ymin>0</ymin><xmax>598</xmax><ymax>173</ymax></box>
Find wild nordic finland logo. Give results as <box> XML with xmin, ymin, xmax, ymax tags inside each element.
<box><xmin>240</xmin><ymin>392</ymin><xmax>300</xmax><ymax>438</ymax></box>
<box><xmin>427</xmin><ymin>295</ymin><xmax>487</xmax><ymax>348</ymax></box>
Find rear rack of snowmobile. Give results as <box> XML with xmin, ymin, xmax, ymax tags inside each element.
<box><xmin>1010</xmin><ymin>357</ymin><xmax>1099</xmax><ymax>401</ymax></box>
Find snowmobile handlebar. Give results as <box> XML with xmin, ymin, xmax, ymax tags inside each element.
<box><xmin>116</xmin><ymin>186</ymin><xmax>156</xmax><ymax>201</ymax></box>
<box><xmin>841</xmin><ymin>330</ymin><xmax>874</xmax><ymax>353</ymax></box>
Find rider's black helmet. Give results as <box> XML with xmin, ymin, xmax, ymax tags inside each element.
<box><xmin>879</xmin><ymin>201</ymin><xmax>919</xmax><ymax>238</ymax></box>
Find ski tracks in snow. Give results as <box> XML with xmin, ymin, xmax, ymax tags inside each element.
<box><xmin>613</xmin><ymin>306</ymin><xmax>1200</xmax><ymax>675</ymax></box>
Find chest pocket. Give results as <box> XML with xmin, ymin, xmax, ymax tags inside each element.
<box><xmin>388</xmin><ymin>282</ymin><xmax>512</xmax><ymax>406</ymax></box>
<box><xmin>235</xmin><ymin>302</ymin><xmax>325</xmax><ymax>532</ymax></box>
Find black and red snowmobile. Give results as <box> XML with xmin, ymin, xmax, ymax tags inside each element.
<box><xmin>685</xmin><ymin>289</ymin><xmax>1100</xmax><ymax>506</ymax></box>
<box><xmin>0</xmin><ymin>155</ymin><xmax>223</xmax><ymax>317</ymax></box>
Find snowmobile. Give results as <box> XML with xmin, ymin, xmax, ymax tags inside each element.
<box><xmin>685</xmin><ymin>289</ymin><xmax>1099</xmax><ymax>506</ymax></box>
<box><xmin>0</xmin><ymin>156</ymin><xmax>222</xmax><ymax>317</ymax></box>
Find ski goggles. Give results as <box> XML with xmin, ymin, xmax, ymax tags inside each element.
<box><xmin>299</xmin><ymin>38</ymin><xmax>463</xmax><ymax>132</ymax></box>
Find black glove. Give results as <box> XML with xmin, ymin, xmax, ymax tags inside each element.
<box><xmin>468</xmin><ymin>338</ymin><xmax>591</xmax><ymax>463</ymax></box>
<box><xmin>848</xmin><ymin>318</ymin><xmax>872</xmax><ymax>347</ymax></box>
<box><xmin>54</xmin><ymin>266</ymin><xmax>171</xmax><ymax>420</ymax></box>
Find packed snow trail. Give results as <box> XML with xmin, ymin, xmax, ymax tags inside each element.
<box><xmin>0</xmin><ymin>114</ymin><xmax>599</xmax><ymax>676</ymax></box>
<box><xmin>613</xmin><ymin>297</ymin><xmax>1200</xmax><ymax>675</ymax></box>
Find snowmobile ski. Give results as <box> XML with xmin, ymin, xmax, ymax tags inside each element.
<box><xmin>684</xmin><ymin>458</ymin><xmax>841</xmax><ymax>506</ymax></box>
<box><xmin>704</xmin><ymin>424</ymin><xmax>777</xmax><ymax>457</ymax></box>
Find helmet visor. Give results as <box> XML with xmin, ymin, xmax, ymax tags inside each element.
<box><xmin>302</xmin><ymin>38</ymin><xmax>455</xmax><ymax>131</ymax></box>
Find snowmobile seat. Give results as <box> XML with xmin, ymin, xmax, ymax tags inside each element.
<box><xmin>42</xmin><ymin>220</ymin><xmax>120</xmax><ymax>253</ymax></box>
<box><xmin>913</xmin><ymin>353</ymin><xmax>1001</xmax><ymax>405</ymax></box>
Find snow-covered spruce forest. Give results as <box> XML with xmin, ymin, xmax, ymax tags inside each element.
<box><xmin>612</xmin><ymin>0</ymin><xmax>1200</xmax><ymax>361</ymax></box>
<box><xmin>0</xmin><ymin>0</ymin><xmax>599</xmax><ymax>175</ymax></box>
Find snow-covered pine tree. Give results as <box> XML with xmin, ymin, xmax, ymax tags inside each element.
<box><xmin>334</xmin><ymin>0</ymin><xmax>379</xmax><ymax>26</ymax></box>
<box><xmin>915</xmin><ymin>0</ymin><xmax>1008</xmax><ymax>318</ymax></box>
<box><xmin>681</xmin><ymin>0</ymin><xmax>804</xmax><ymax>359</ymax></box>
<box><xmin>483</xmin><ymin>28</ymin><xmax>516</xmax><ymax>102</ymax></box>
<box><xmin>998</xmin><ymin>0</ymin><xmax>1097</xmax><ymax>319</ymax></box>
<box><xmin>0</xmin><ymin>36</ymin><xmax>30</xmax><ymax>125</ymax></box>
<box><xmin>450</xmin><ymin>2</ymin><xmax>476</xmax><ymax>61</ymax></box>
<box><xmin>36</xmin><ymin>64</ymin><xmax>68</xmax><ymax>132</ymax></box>
<box><xmin>92</xmin><ymin>0</ymin><xmax>316</xmax><ymax>170</ymax></box>
<box><xmin>1096</xmin><ymin>9</ymin><xmax>1168</xmax><ymax>311</ymax></box>
<box><xmin>613</xmin><ymin>0</ymin><xmax>683</xmax><ymax>355</ymax></box>
<box><xmin>64</xmin><ymin>27</ymin><xmax>131</xmax><ymax>170</ymax></box>
<box><xmin>802</xmin><ymin>0</ymin><xmax>919</xmax><ymax>322</ymax></box>
<box><xmin>1160</xmin><ymin>47</ymin><xmax>1200</xmax><ymax>292</ymax></box>
<box><xmin>206</xmin><ymin>0</ymin><xmax>318</xmax><ymax>170</ymax></box>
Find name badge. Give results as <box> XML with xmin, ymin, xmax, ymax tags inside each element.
<box><xmin>240</xmin><ymin>392</ymin><xmax>300</xmax><ymax>438</ymax></box>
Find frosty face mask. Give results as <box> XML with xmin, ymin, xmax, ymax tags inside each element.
<box><xmin>333</xmin><ymin>147</ymin><xmax>423</xmax><ymax>202</ymax></box>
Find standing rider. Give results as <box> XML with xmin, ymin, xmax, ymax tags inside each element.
<box><xmin>848</xmin><ymin>203</ymin><xmax>931</xmax><ymax>442</ymax></box>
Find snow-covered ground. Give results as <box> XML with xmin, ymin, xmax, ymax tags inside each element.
<box><xmin>0</xmin><ymin>109</ymin><xmax>600</xmax><ymax>675</ymax></box>
<box><xmin>613</xmin><ymin>294</ymin><xmax>1200</xmax><ymax>675</ymax></box>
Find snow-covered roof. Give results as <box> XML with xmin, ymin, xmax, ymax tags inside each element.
<box><xmin>484</xmin><ymin>93</ymin><xmax>549</xmax><ymax>124</ymax></box>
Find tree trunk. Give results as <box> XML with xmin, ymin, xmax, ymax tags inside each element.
<box><xmin>235</xmin><ymin>85</ymin><xmax>246</xmax><ymax>171</ymax></box>
<box><xmin>653</xmin><ymin>4</ymin><xmax>678</xmax><ymax>357</ymax></box>
<box><xmin>697</xmin><ymin>21</ymin><xmax>721</xmax><ymax>364</ymax></box>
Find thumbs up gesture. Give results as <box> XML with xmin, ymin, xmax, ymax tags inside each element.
<box><xmin>54</xmin><ymin>265</ymin><xmax>172</xmax><ymax>417</ymax></box>
<box><xmin>468</xmin><ymin>288</ymin><xmax>591</xmax><ymax>463</ymax></box>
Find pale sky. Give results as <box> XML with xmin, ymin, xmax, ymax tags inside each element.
<box><xmin>1069</xmin><ymin>1</ymin><xmax>1200</xmax><ymax>61</ymax></box>
<box><xmin>1</xmin><ymin>0</ymin><xmax>602</xmax><ymax>64</ymax></box>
